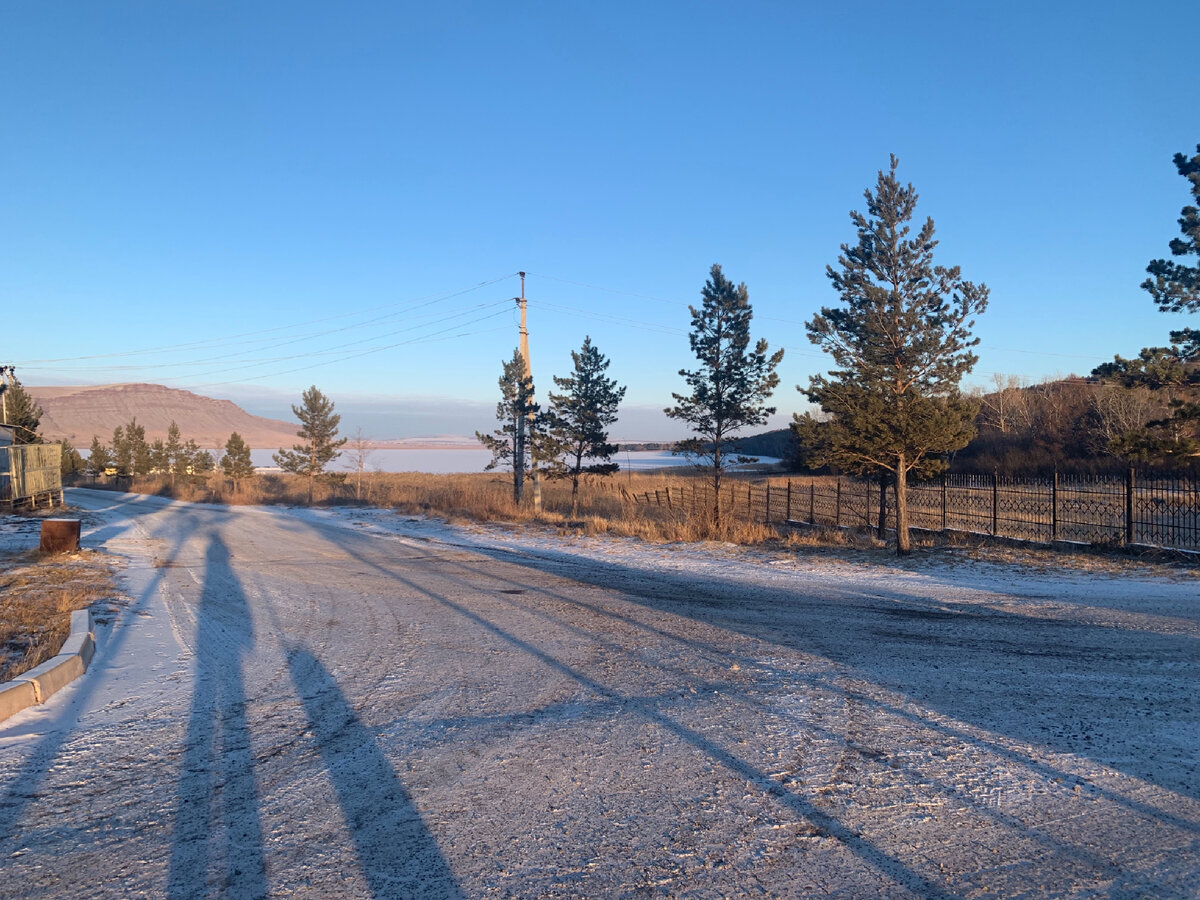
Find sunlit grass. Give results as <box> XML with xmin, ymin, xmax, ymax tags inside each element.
<box><xmin>0</xmin><ymin>551</ymin><xmax>115</xmax><ymax>682</ymax></box>
<box><xmin>108</xmin><ymin>469</ymin><xmax>808</xmax><ymax>545</ymax></box>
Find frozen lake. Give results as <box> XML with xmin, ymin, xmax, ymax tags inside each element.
<box><xmin>250</xmin><ymin>448</ymin><xmax>780</xmax><ymax>474</ymax></box>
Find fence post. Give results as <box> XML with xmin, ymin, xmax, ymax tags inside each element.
<box><xmin>666</xmin><ymin>487</ymin><xmax>672</xmax><ymax>510</ymax></box>
<box><xmin>1051</xmin><ymin>470</ymin><xmax>1058</xmax><ymax>541</ymax></box>
<box><xmin>877</xmin><ymin>474</ymin><xmax>888</xmax><ymax>540</ymax></box>
<box><xmin>1126</xmin><ymin>467</ymin><xmax>1135</xmax><ymax>545</ymax></box>
<box><xmin>786</xmin><ymin>480</ymin><xmax>792</xmax><ymax>522</ymax></box>
<box><xmin>810</xmin><ymin>481</ymin><xmax>815</xmax><ymax>524</ymax></box>
<box><xmin>765</xmin><ymin>483</ymin><xmax>771</xmax><ymax>524</ymax></box>
<box><xmin>992</xmin><ymin>471</ymin><xmax>999</xmax><ymax>536</ymax></box>
<box><xmin>941</xmin><ymin>475</ymin><xmax>947</xmax><ymax>533</ymax></box>
<box><xmin>835</xmin><ymin>478</ymin><xmax>842</xmax><ymax>528</ymax></box>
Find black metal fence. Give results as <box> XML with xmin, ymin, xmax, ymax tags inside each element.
<box><xmin>629</xmin><ymin>470</ymin><xmax>1200</xmax><ymax>553</ymax></box>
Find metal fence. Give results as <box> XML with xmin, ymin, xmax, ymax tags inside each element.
<box><xmin>629</xmin><ymin>470</ymin><xmax>1200</xmax><ymax>553</ymax></box>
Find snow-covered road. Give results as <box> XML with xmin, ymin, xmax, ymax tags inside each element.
<box><xmin>1</xmin><ymin>489</ymin><xmax>1197</xmax><ymax>898</ymax></box>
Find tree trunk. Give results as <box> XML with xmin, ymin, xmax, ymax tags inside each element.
<box><xmin>712</xmin><ymin>436</ymin><xmax>723</xmax><ymax>530</ymax></box>
<box><xmin>895</xmin><ymin>455</ymin><xmax>910</xmax><ymax>555</ymax></box>
<box><xmin>514</xmin><ymin>416</ymin><xmax>525</xmax><ymax>504</ymax></box>
<box><xmin>571</xmin><ymin>475</ymin><xmax>580</xmax><ymax>518</ymax></box>
<box><xmin>712</xmin><ymin>466</ymin><xmax>722</xmax><ymax>529</ymax></box>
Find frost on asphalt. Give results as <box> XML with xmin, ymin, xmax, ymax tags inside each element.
<box><xmin>0</xmin><ymin>489</ymin><xmax>1197</xmax><ymax>898</ymax></box>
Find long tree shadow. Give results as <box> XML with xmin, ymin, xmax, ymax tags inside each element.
<box><xmin>167</xmin><ymin>533</ymin><xmax>267</xmax><ymax>900</ymax></box>
<box><xmin>415</xmin><ymin>530</ymin><xmax>1200</xmax><ymax>803</ymax></box>
<box><xmin>307</xmin><ymin>525</ymin><xmax>959</xmax><ymax>899</ymax></box>
<box><xmin>284</xmin><ymin>642</ymin><xmax>463</xmax><ymax>900</ymax></box>
<box><xmin>283</xmin><ymin>513</ymin><xmax>1200</xmax><ymax>810</ymax></box>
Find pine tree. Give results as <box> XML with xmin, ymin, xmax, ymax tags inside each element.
<box><xmin>665</xmin><ymin>264</ymin><xmax>783</xmax><ymax>529</ymax></box>
<box><xmin>222</xmin><ymin>432</ymin><xmax>255</xmax><ymax>492</ymax></box>
<box><xmin>2</xmin><ymin>381</ymin><xmax>43</xmax><ymax>445</ymax></box>
<box><xmin>149</xmin><ymin>438</ymin><xmax>170</xmax><ymax>475</ymax></box>
<box><xmin>111</xmin><ymin>425</ymin><xmax>131</xmax><ymax>476</ymax></box>
<box><xmin>476</xmin><ymin>349</ymin><xmax>539</xmax><ymax>503</ymax></box>
<box><xmin>1143</xmin><ymin>144</ymin><xmax>1200</xmax><ymax>313</ymax></box>
<box><xmin>124</xmin><ymin>418</ymin><xmax>151</xmax><ymax>476</ymax></box>
<box><xmin>60</xmin><ymin>439</ymin><xmax>84</xmax><ymax>477</ymax></box>
<box><xmin>800</xmin><ymin>156</ymin><xmax>988</xmax><ymax>554</ymax></box>
<box><xmin>164</xmin><ymin>421</ymin><xmax>184</xmax><ymax>484</ymax></box>
<box><xmin>273</xmin><ymin>386</ymin><xmax>347</xmax><ymax>503</ymax></box>
<box><xmin>544</xmin><ymin>337</ymin><xmax>626</xmax><ymax>517</ymax></box>
<box><xmin>1094</xmin><ymin>145</ymin><xmax>1200</xmax><ymax>464</ymax></box>
<box><xmin>86</xmin><ymin>435</ymin><xmax>112</xmax><ymax>477</ymax></box>
<box><xmin>187</xmin><ymin>441</ymin><xmax>213</xmax><ymax>474</ymax></box>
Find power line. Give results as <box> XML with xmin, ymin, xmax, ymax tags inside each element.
<box><xmin>181</xmin><ymin>311</ymin><xmax>516</xmax><ymax>389</ymax></box>
<box><xmin>15</xmin><ymin>273</ymin><xmax>519</xmax><ymax>365</ymax></box>
<box><xmin>21</xmin><ymin>299</ymin><xmax>515</xmax><ymax>376</ymax></box>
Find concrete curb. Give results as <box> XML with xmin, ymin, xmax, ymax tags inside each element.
<box><xmin>0</xmin><ymin>608</ymin><xmax>96</xmax><ymax>724</ymax></box>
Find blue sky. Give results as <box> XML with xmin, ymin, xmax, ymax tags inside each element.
<box><xmin>2</xmin><ymin>2</ymin><xmax>1196</xmax><ymax>439</ymax></box>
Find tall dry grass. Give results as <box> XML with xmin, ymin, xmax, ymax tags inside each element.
<box><xmin>90</xmin><ymin>469</ymin><xmax>813</xmax><ymax>546</ymax></box>
<box><xmin>0</xmin><ymin>551</ymin><xmax>115</xmax><ymax>682</ymax></box>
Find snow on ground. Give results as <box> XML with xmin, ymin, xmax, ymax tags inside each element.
<box><xmin>0</xmin><ymin>493</ymin><xmax>1197</xmax><ymax>898</ymax></box>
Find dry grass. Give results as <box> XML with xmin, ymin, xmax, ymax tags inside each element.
<box><xmin>88</xmin><ymin>470</ymin><xmax>800</xmax><ymax>545</ymax></box>
<box><xmin>79</xmin><ymin>470</ymin><xmax>1196</xmax><ymax>574</ymax></box>
<box><xmin>0</xmin><ymin>549</ymin><xmax>116</xmax><ymax>683</ymax></box>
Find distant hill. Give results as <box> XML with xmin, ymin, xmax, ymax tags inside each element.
<box><xmin>619</xmin><ymin>429</ymin><xmax>795</xmax><ymax>459</ymax></box>
<box><xmin>26</xmin><ymin>383</ymin><xmax>300</xmax><ymax>450</ymax></box>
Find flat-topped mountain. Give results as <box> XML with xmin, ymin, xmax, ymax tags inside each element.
<box><xmin>26</xmin><ymin>383</ymin><xmax>300</xmax><ymax>450</ymax></box>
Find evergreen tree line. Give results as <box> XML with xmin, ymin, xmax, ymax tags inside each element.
<box><xmin>477</xmin><ymin>336</ymin><xmax>627</xmax><ymax>518</ymax></box>
<box><xmin>1</xmin><ymin>376</ymin><xmax>336</xmax><ymax>499</ymax></box>
<box><xmin>480</xmin><ymin>145</ymin><xmax>1197</xmax><ymax>552</ymax></box>
<box><xmin>81</xmin><ymin>420</ymin><xmax>258</xmax><ymax>492</ymax></box>
<box><xmin>480</xmin><ymin>156</ymin><xmax>986</xmax><ymax>551</ymax></box>
<box><xmin>84</xmin><ymin>419</ymin><xmax>217</xmax><ymax>482</ymax></box>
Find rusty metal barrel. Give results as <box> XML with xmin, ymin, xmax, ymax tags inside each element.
<box><xmin>40</xmin><ymin>519</ymin><xmax>81</xmax><ymax>553</ymax></box>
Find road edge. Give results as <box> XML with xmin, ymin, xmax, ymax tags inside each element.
<box><xmin>0</xmin><ymin>608</ymin><xmax>96</xmax><ymax>724</ymax></box>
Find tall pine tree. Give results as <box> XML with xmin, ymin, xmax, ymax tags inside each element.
<box><xmin>544</xmin><ymin>337</ymin><xmax>626</xmax><ymax>517</ymax></box>
<box><xmin>799</xmin><ymin>156</ymin><xmax>987</xmax><ymax>554</ymax></box>
<box><xmin>666</xmin><ymin>264</ymin><xmax>783</xmax><ymax>529</ymax></box>
<box><xmin>222</xmin><ymin>432</ymin><xmax>255</xmax><ymax>492</ymax></box>
<box><xmin>273</xmin><ymin>386</ymin><xmax>347</xmax><ymax>503</ymax></box>
<box><xmin>86</xmin><ymin>435</ymin><xmax>112</xmax><ymax>477</ymax></box>
<box><xmin>1143</xmin><ymin>144</ymin><xmax>1200</xmax><ymax>313</ymax></box>
<box><xmin>165</xmin><ymin>421</ymin><xmax>185</xmax><ymax>484</ymax></box>
<box><xmin>125</xmin><ymin>418</ymin><xmax>151</xmax><ymax>476</ymax></box>
<box><xmin>1094</xmin><ymin>145</ymin><xmax>1200</xmax><ymax>464</ymax></box>
<box><xmin>111</xmin><ymin>425</ymin><xmax>131</xmax><ymax>476</ymax></box>
<box><xmin>59</xmin><ymin>439</ymin><xmax>84</xmax><ymax>477</ymax></box>
<box><xmin>2</xmin><ymin>381</ymin><xmax>43</xmax><ymax>444</ymax></box>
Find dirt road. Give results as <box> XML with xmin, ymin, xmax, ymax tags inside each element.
<box><xmin>1</xmin><ymin>490</ymin><xmax>1196</xmax><ymax>898</ymax></box>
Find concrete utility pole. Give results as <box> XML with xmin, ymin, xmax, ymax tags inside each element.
<box><xmin>0</xmin><ymin>365</ymin><xmax>14</xmax><ymax>425</ymax></box>
<box><xmin>515</xmin><ymin>273</ymin><xmax>542</xmax><ymax>513</ymax></box>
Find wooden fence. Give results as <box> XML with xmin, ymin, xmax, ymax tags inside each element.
<box><xmin>0</xmin><ymin>443</ymin><xmax>64</xmax><ymax>508</ymax></box>
<box><xmin>630</xmin><ymin>470</ymin><xmax>1200</xmax><ymax>553</ymax></box>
